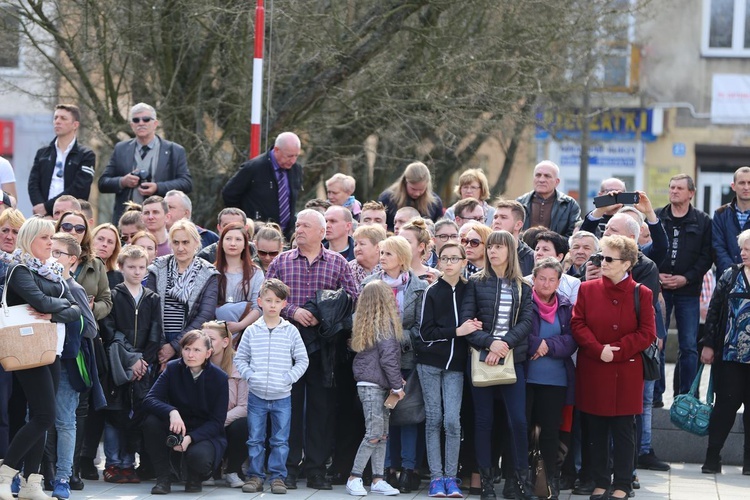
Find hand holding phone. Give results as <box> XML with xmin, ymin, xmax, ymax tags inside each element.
<box><xmin>593</xmin><ymin>192</ymin><xmax>640</xmax><ymax>208</ymax></box>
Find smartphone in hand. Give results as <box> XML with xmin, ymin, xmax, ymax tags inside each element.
<box><xmin>384</xmin><ymin>392</ymin><xmax>402</xmax><ymax>409</ymax></box>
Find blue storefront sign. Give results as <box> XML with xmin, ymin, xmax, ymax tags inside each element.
<box><xmin>535</xmin><ymin>108</ymin><xmax>659</xmax><ymax>142</ymax></box>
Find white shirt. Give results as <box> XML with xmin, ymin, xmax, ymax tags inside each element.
<box><xmin>0</xmin><ymin>157</ymin><xmax>15</xmax><ymax>185</ymax></box>
<box><xmin>48</xmin><ymin>138</ymin><xmax>76</xmax><ymax>200</ymax></box>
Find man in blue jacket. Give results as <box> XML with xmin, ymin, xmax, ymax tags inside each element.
<box><xmin>713</xmin><ymin>166</ymin><xmax>750</xmax><ymax>277</ymax></box>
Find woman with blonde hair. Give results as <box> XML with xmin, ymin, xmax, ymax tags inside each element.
<box><xmin>91</xmin><ymin>223</ymin><xmax>123</xmax><ymax>288</ymax></box>
<box><xmin>400</xmin><ymin>218</ymin><xmax>440</xmax><ymax>283</ymax></box>
<box><xmin>378</xmin><ymin>162</ymin><xmax>444</xmax><ymax>231</ymax></box>
<box><xmin>460</xmin><ymin>222</ymin><xmax>492</xmax><ymax>278</ymax></box>
<box><xmin>444</xmin><ymin>169</ymin><xmax>495</xmax><ymax>226</ymax></box>
<box><xmin>461</xmin><ymin>230</ymin><xmax>534</xmax><ymax>499</ymax></box>
<box><xmin>349</xmin><ymin>224</ymin><xmax>387</xmax><ymax>285</ymax></box>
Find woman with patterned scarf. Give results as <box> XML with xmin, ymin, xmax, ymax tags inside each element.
<box><xmin>147</xmin><ymin>220</ymin><xmax>219</xmax><ymax>370</ymax></box>
<box><xmin>361</xmin><ymin>235</ymin><xmax>427</xmax><ymax>493</ymax></box>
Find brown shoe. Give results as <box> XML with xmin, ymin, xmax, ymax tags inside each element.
<box><xmin>271</xmin><ymin>478</ymin><xmax>287</xmax><ymax>494</ymax></box>
<box><xmin>242</xmin><ymin>476</ymin><xmax>264</xmax><ymax>493</ymax></box>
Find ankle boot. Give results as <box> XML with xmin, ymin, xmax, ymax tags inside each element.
<box><xmin>550</xmin><ymin>473</ymin><xmax>560</xmax><ymax>500</ymax></box>
<box><xmin>397</xmin><ymin>469</ymin><xmax>414</xmax><ymax>493</ymax></box>
<box><xmin>513</xmin><ymin>470</ymin><xmax>533</xmax><ymax>500</ymax></box>
<box><xmin>478</xmin><ymin>467</ymin><xmax>496</xmax><ymax>500</ymax></box>
<box><xmin>18</xmin><ymin>474</ymin><xmax>52</xmax><ymax>500</ymax></box>
<box><xmin>0</xmin><ymin>464</ymin><xmax>19</xmax><ymax>500</ymax></box>
<box><xmin>701</xmin><ymin>447</ymin><xmax>722</xmax><ymax>474</ymax></box>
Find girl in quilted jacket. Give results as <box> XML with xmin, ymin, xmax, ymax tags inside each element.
<box><xmin>347</xmin><ymin>280</ymin><xmax>405</xmax><ymax>497</ymax></box>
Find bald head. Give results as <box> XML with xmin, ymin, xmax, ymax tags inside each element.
<box><xmin>273</xmin><ymin>132</ymin><xmax>301</xmax><ymax>169</ymax></box>
<box><xmin>604</xmin><ymin>213</ymin><xmax>640</xmax><ymax>241</ymax></box>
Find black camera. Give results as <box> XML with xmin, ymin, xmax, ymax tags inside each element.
<box><xmin>165</xmin><ymin>433</ymin><xmax>184</xmax><ymax>447</ymax></box>
<box><xmin>134</xmin><ymin>169</ymin><xmax>152</xmax><ymax>185</ymax></box>
<box><xmin>588</xmin><ymin>254</ymin><xmax>602</xmax><ymax>268</ymax></box>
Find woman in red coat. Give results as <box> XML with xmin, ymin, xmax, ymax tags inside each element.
<box><xmin>571</xmin><ymin>235</ymin><xmax>655</xmax><ymax>500</ymax></box>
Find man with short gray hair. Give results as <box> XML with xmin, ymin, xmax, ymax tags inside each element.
<box><xmin>99</xmin><ymin>102</ymin><xmax>192</xmax><ymax>224</ymax></box>
<box><xmin>516</xmin><ymin>160</ymin><xmax>580</xmax><ymax>237</ymax></box>
<box><xmin>164</xmin><ymin>190</ymin><xmax>218</xmax><ymax>249</ymax></box>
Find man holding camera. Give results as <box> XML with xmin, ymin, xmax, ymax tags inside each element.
<box><xmin>99</xmin><ymin>102</ymin><xmax>192</xmax><ymax>224</ymax></box>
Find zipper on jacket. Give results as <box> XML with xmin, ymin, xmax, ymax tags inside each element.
<box><xmin>132</xmin><ymin>291</ymin><xmax>145</xmax><ymax>348</ymax></box>
<box><xmin>445</xmin><ymin>285</ymin><xmax>457</xmax><ymax>370</ymax></box>
<box><xmin>264</xmin><ymin>328</ymin><xmax>272</xmax><ymax>399</ymax></box>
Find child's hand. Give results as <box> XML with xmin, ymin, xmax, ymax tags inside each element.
<box><xmin>392</xmin><ymin>389</ymin><xmax>405</xmax><ymax>401</ymax></box>
<box><xmin>456</xmin><ymin>318</ymin><xmax>482</xmax><ymax>337</ymax></box>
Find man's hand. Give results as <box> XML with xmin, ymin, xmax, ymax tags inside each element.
<box><xmin>293</xmin><ymin>308</ymin><xmax>319</xmax><ymax>327</ymax></box>
<box><xmin>585</xmin><ymin>263</ymin><xmax>602</xmax><ymax>281</ymax></box>
<box><xmin>159</xmin><ymin>344</ymin><xmax>176</xmax><ymax>364</ymax></box>
<box><xmin>138</xmin><ymin>182</ymin><xmax>158</xmax><ymax>196</ymax></box>
<box><xmin>634</xmin><ymin>191</ymin><xmax>658</xmax><ymax>222</ymax></box>
<box><xmin>32</xmin><ymin>203</ymin><xmax>47</xmax><ymax>216</ymax></box>
<box><xmin>659</xmin><ymin>273</ymin><xmax>688</xmax><ymax>290</ymax></box>
<box><xmin>120</xmin><ymin>173</ymin><xmax>141</xmax><ymax>189</ymax></box>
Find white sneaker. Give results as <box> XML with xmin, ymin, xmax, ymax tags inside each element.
<box><xmin>346</xmin><ymin>477</ymin><xmax>368</xmax><ymax>496</ymax></box>
<box><xmin>202</xmin><ymin>478</ymin><xmax>215</xmax><ymax>486</ymax></box>
<box><xmin>370</xmin><ymin>479</ymin><xmax>399</xmax><ymax>496</ymax></box>
<box><xmin>225</xmin><ymin>472</ymin><xmax>244</xmax><ymax>488</ymax></box>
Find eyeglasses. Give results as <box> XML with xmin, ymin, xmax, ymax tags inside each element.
<box><xmin>51</xmin><ymin>250</ymin><xmax>72</xmax><ymax>258</ymax></box>
<box><xmin>257</xmin><ymin>250</ymin><xmax>280</xmax><ymax>258</ymax></box>
<box><xmin>460</xmin><ymin>238</ymin><xmax>483</xmax><ymax>248</ymax></box>
<box><xmin>435</xmin><ymin>233</ymin><xmax>459</xmax><ymax>242</ymax></box>
<box><xmin>60</xmin><ymin>222</ymin><xmax>86</xmax><ymax>234</ymax></box>
<box><xmin>439</xmin><ymin>256</ymin><xmax>464</xmax><ymax>264</ymax></box>
<box><xmin>55</xmin><ymin>161</ymin><xmax>64</xmax><ymax>178</ymax></box>
<box><xmin>131</xmin><ymin>117</ymin><xmax>154</xmax><ymax>124</ymax></box>
<box><xmin>457</xmin><ymin>215</ymin><xmax>484</xmax><ymax>222</ymax></box>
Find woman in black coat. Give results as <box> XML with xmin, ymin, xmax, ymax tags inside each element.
<box><xmin>0</xmin><ymin>218</ymin><xmax>81</xmax><ymax>498</ymax></box>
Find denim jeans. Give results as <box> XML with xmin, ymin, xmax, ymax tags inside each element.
<box><xmin>385</xmin><ymin>370</ymin><xmax>418</xmax><ymax>470</ymax></box>
<box><xmin>55</xmin><ymin>365</ymin><xmax>78</xmax><ymax>481</ymax></box>
<box><xmin>417</xmin><ymin>364</ymin><xmax>463</xmax><ymax>479</ymax></box>
<box><xmin>246</xmin><ymin>392</ymin><xmax>291</xmax><ymax>481</ymax></box>
<box><xmin>351</xmin><ymin>385</ymin><xmax>390</xmax><ymax>478</ymax></box>
<box><xmin>653</xmin><ymin>300</ymin><xmax>667</xmax><ymax>404</ymax></box>
<box><xmin>103</xmin><ymin>420</ymin><xmax>135</xmax><ymax>469</ymax></box>
<box><xmin>639</xmin><ymin>380</ymin><xmax>655</xmax><ymax>456</ymax></box>
<box><xmin>663</xmin><ymin>292</ymin><xmax>700</xmax><ymax>394</ymax></box>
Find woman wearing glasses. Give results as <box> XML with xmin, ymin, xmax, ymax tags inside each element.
<box><xmin>460</xmin><ymin>230</ymin><xmax>533</xmax><ymax>499</ymax></box>
<box><xmin>253</xmin><ymin>226</ymin><xmax>285</xmax><ymax>272</ymax></box>
<box><xmin>214</xmin><ymin>222</ymin><xmax>263</xmax><ymax>337</ymax></box>
<box><xmin>362</xmin><ymin>236</ymin><xmax>427</xmax><ymax>493</ymax></box>
<box><xmin>571</xmin><ymin>235</ymin><xmax>655</xmax><ymax>500</ymax></box>
<box><xmin>460</xmin><ymin>222</ymin><xmax>492</xmax><ymax>279</ymax></box>
<box><xmin>443</xmin><ymin>169</ymin><xmax>495</xmax><ymax>226</ymax></box>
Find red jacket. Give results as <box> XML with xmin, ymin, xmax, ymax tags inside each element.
<box><xmin>571</xmin><ymin>275</ymin><xmax>655</xmax><ymax>416</ymax></box>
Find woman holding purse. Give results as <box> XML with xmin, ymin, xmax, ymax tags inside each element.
<box><xmin>0</xmin><ymin>217</ymin><xmax>82</xmax><ymax>500</ymax></box>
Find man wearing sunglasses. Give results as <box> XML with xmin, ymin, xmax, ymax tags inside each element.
<box><xmin>99</xmin><ymin>102</ymin><xmax>193</xmax><ymax>224</ymax></box>
<box><xmin>28</xmin><ymin>104</ymin><xmax>96</xmax><ymax>217</ymax></box>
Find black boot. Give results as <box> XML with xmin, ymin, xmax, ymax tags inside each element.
<box><xmin>41</xmin><ymin>458</ymin><xmax>54</xmax><ymax>491</ymax></box>
<box><xmin>151</xmin><ymin>476</ymin><xmax>171</xmax><ymax>495</ymax></box>
<box><xmin>79</xmin><ymin>456</ymin><xmax>99</xmax><ymax>481</ymax></box>
<box><xmin>502</xmin><ymin>475</ymin><xmax>515</xmax><ymax>499</ymax></box>
<box><xmin>69</xmin><ymin>464</ymin><xmax>85</xmax><ymax>491</ymax></box>
<box><xmin>550</xmin><ymin>473</ymin><xmax>560</xmax><ymax>500</ymax></box>
<box><xmin>513</xmin><ymin>469</ymin><xmax>533</xmax><ymax>500</ymax></box>
<box><xmin>398</xmin><ymin>468</ymin><xmax>414</xmax><ymax>493</ymax></box>
<box><xmin>701</xmin><ymin>447</ymin><xmax>722</xmax><ymax>474</ymax></box>
<box><xmin>479</xmin><ymin>467</ymin><xmax>496</xmax><ymax>500</ymax></box>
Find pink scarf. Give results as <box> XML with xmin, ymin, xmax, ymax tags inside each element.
<box><xmin>533</xmin><ymin>289</ymin><xmax>558</xmax><ymax>324</ymax></box>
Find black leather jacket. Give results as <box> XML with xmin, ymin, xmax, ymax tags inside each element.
<box><xmin>5</xmin><ymin>263</ymin><xmax>81</xmax><ymax>324</ymax></box>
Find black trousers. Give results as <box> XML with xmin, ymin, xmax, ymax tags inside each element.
<box><xmin>707</xmin><ymin>361</ymin><xmax>750</xmax><ymax>457</ymax></box>
<box><xmin>328</xmin><ymin>353</ymin><xmax>364</xmax><ymax>476</ymax></box>
<box><xmin>286</xmin><ymin>350</ymin><xmax>335</xmax><ymax>478</ymax></box>
<box><xmin>225</xmin><ymin>418</ymin><xmax>249</xmax><ymax>475</ymax></box>
<box><xmin>584</xmin><ymin>413</ymin><xmax>634</xmax><ymax>494</ymax></box>
<box><xmin>526</xmin><ymin>384</ymin><xmax>566</xmax><ymax>480</ymax></box>
<box><xmin>142</xmin><ymin>414</ymin><xmax>216</xmax><ymax>481</ymax></box>
<box><xmin>5</xmin><ymin>359</ymin><xmax>60</xmax><ymax>478</ymax></box>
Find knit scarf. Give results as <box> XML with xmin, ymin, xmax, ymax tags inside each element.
<box><xmin>381</xmin><ymin>271</ymin><xmax>409</xmax><ymax>314</ymax></box>
<box><xmin>167</xmin><ymin>256</ymin><xmax>201</xmax><ymax>304</ymax></box>
<box><xmin>533</xmin><ymin>289</ymin><xmax>558</xmax><ymax>324</ymax></box>
<box><xmin>8</xmin><ymin>249</ymin><xmax>64</xmax><ymax>283</ymax></box>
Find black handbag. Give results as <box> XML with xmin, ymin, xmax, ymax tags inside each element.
<box><xmin>634</xmin><ymin>284</ymin><xmax>660</xmax><ymax>381</ymax></box>
<box><xmin>389</xmin><ymin>370</ymin><xmax>425</xmax><ymax>426</ymax></box>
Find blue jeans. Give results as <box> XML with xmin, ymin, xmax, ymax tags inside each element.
<box><xmin>653</xmin><ymin>300</ymin><xmax>667</xmax><ymax>404</ymax></box>
<box><xmin>103</xmin><ymin>420</ymin><xmax>135</xmax><ymax>469</ymax></box>
<box><xmin>663</xmin><ymin>292</ymin><xmax>700</xmax><ymax>394</ymax></box>
<box><xmin>246</xmin><ymin>392</ymin><xmax>291</xmax><ymax>481</ymax></box>
<box><xmin>55</xmin><ymin>365</ymin><xmax>78</xmax><ymax>481</ymax></box>
<box><xmin>639</xmin><ymin>380</ymin><xmax>655</xmax><ymax>455</ymax></box>
<box><xmin>417</xmin><ymin>364</ymin><xmax>463</xmax><ymax>479</ymax></box>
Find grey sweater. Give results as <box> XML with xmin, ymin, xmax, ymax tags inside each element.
<box><xmin>234</xmin><ymin>317</ymin><xmax>309</xmax><ymax>400</ymax></box>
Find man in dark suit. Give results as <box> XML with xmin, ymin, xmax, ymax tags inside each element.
<box><xmin>222</xmin><ymin>132</ymin><xmax>302</xmax><ymax>241</ymax></box>
<box><xmin>28</xmin><ymin>104</ymin><xmax>96</xmax><ymax>217</ymax></box>
<box><xmin>98</xmin><ymin>103</ymin><xmax>192</xmax><ymax>224</ymax></box>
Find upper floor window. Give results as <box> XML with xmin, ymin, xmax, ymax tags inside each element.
<box><xmin>0</xmin><ymin>7</ymin><xmax>20</xmax><ymax>69</ymax></box>
<box><xmin>702</xmin><ymin>0</ymin><xmax>750</xmax><ymax>57</ymax></box>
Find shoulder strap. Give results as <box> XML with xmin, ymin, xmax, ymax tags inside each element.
<box><xmin>514</xmin><ymin>281</ymin><xmax>522</xmax><ymax>325</ymax></box>
<box><xmin>634</xmin><ymin>283</ymin><xmax>641</xmax><ymax>324</ymax></box>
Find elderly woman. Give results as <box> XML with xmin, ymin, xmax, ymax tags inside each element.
<box><xmin>700</xmin><ymin>229</ymin><xmax>750</xmax><ymax>475</ymax></box>
<box><xmin>326</xmin><ymin>173</ymin><xmax>362</xmax><ymax>221</ymax></box>
<box><xmin>526</xmin><ymin>257</ymin><xmax>577</xmax><ymax>500</ymax></box>
<box><xmin>147</xmin><ymin>220</ymin><xmax>219</xmax><ymax>367</ymax></box>
<box><xmin>444</xmin><ymin>169</ymin><xmax>495</xmax><ymax>226</ymax></box>
<box><xmin>0</xmin><ymin>218</ymin><xmax>81</xmax><ymax>499</ymax></box>
<box><xmin>362</xmin><ymin>236</ymin><xmax>427</xmax><ymax>493</ymax></box>
<box><xmin>349</xmin><ymin>224</ymin><xmax>387</xmax><ymax>286</ymax></box>
<box><xmin>571</xmin><ymin>235</ymin><xmax>655</xmax><ymax>500</ymax></box>
<box><xmin>460</xmin><ymin>230</ymin><xmax>533</xmax><ymax>499</ymax></box>
<box><xmin>378</xmin><ymin>162</ymin><xmax>444</xmax><ymax>231</ymax></box>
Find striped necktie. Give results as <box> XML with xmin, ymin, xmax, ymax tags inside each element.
<box><xmin>277</xmin><ymin>168</ymin><xmax>291</xmax><ymax>231</ymax></box>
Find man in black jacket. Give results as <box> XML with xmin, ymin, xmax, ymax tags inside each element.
<box><xmin>492</xmin><ymin>199</ymin><xmax>535</xmax><ymax>275</ymax></box>
<box><xmin>222</xmin><ymin>132</ymin><xmax>302</xmax><ymax>241</ymax></box>
<box><xmin>656</xmin><ymin>174</ymin><xmax>713</xmax><ymax>395</ymax></box>
<box><xmin>28</xmin><ymin>104</ymin><xmax>96</xmax><ymax>217</ymax></box>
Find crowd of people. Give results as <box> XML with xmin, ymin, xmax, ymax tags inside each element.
<box><xmin>0</xmin><ymin>103</ymin><xmax>746</xmax><ymax>500</ymax></box>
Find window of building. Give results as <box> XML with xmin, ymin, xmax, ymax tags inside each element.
<box><xmin>0</xmin><ymin>7</ymin><xmax>20</xmax><ymax>69</ymax></box>
<box><xmin>702</xmin><ymin>0</ymin><xmax>750</xmax><ymax>57</ymax></box>
<box><xmin>594</xmin><ymin>0</ymin><xmax>637</xmax><ymax>91</ymax></box>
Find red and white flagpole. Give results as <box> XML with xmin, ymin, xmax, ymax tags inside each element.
<box><xmin>249</xmin><ymin>0</ymin><xmax>265</xmax><ymax>159</ymax></box>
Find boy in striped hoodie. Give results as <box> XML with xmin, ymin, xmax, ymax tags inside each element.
<box><xmin>234</xmin><ymin>279</ymin><xmax>309</xmax><ymax>494</ymax></box>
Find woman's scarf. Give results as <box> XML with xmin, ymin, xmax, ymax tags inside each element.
<box><xmin>532</xmin><ymin>289</ymin><xmax>558</xmax><ymax>324</ymax></box>
<box><xmin>167</xmin><ymin>256</ymin><xmax>201</xmax><ymax>304</ymax></box>
<box><xmin>381</xmin><ymin>271</ymin><xmax>409</xmax><ymax>314</ymax></box>
<box><xmin>7</xmin><ymin>249</ymin><xmax>64</xmax><ymax>283</ymax></box>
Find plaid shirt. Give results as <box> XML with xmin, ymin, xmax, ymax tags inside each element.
<box><xmin>266</xmin><ymin>245</ymin><xmax>359</xmax><ymax>320</ymax></box>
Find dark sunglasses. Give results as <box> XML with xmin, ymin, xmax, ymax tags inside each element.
<box><xmin>60</xmin><ymin>222</ymin><xmax>86</xmax><ymax>234</ymax></box>
<box><xmin>257</xmin><ymin>250</ymin><xmax>280</xmax><ymax>258</ymax></box>
<box><xmin>460</xmin><ymin>237</ymin><xmax>483</xmax><ymax>248</ymax></box>
<box><xmin>589</xmin><ymin>253</ymin><xmax>625</xmax><ymax>266</ymax></box>
<box><xmin>131</xmin><ymin>117</ymin><xmax>154</xmax><ymax>124</ymax></box>
<box><xmin>55</xmin><ymin>161</ymin><xmax>64</xmax><ymax>178</ymax></box>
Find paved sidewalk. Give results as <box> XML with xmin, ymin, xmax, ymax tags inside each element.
<box><xmin>68</xmin><ymin>463</ymin><xmax>748</xmax><ymax>499</ymax></box>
